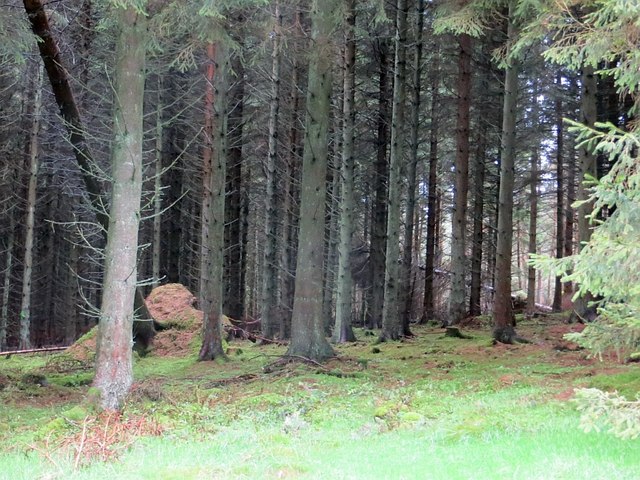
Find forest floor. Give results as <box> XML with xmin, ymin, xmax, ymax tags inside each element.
<box><xmin>1</xmin><ymin>312</ymin><xmax>639</xmax><ymax>479</ymax></box>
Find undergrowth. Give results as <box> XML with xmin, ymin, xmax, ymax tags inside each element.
<box><xmin>0</xmin><ymin>319</ymin><xmax>638</xmax><ymax>479</ymax></box>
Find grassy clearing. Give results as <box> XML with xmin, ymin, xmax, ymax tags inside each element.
<box><xmin>1</xmin><ymin>319</ymin><xmax>638</xmax><ymax>479</ymax></box>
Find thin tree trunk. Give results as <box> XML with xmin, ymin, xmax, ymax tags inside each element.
<box><xmin>449</xmin><ymin>33</ymin><xmax>472</xmax><ymax>326</ymax></box>
<box><xmin>19</xmin><ymin>65</ymin><xmax>43</xmax><ymax>350</ymax></box>
<box><xmin>333</xmin><ymin>0</ymin><xmax>357</xmax><ymax>344</ymax></box>
<box><xmin>199</xmin><ymin>42</ymin><xmax>229</xmax><ymax>361</ymax></box>
<box><xmin>563</xmin><ymin>128</ymin><xmax>576</xmax><ymax>299</ymax></box>
<box><xmin>552</xmin><ymin>75</ymin><xmax>564</xmax><ymax>312</ymax></box>
<box><xmin>526</xmin><ymin>92</ymin><xmax>539</xmax><ymax>317</ymax></box>
<box><xmin>1</xmin><ymin>212</ymin><xmax>15</xmax><ymax>350</ymax></box>
<box><xmin>421</xmin><ymin>38</ymin><xmax>440</xmax><ymax>323</ymax></box>
<box><xmin>468</xmin><ymin>123</ymin><xmax>487</xmax><ymax>317</ymax></box>
<box><xmin>493</xmin><ymin>5</ymin><xmax>518</xmax><ymax>343</ymax></box>
<box><xmin>262</xmin><ymin>3</ymin><xmax>283</xmax><ymax>339</ymax></box>
<box><xmin>400</xmin><ymin>0</ymin><xmax>425</xmax><ymax>334</ymax></box>
<box><xmin>572</xmin><ymin>65</ymin><xmax>597</xmax><ymax>320</ymax></box>
<box><xmin>287</xmin><ymin>0</ymin><xmax>337</xmax><ymax>361</ymax></box>
<box><xmin>93</xmin><ymin>6</ymin><xmax>146</xmax><ymax>411</ymax></box>
<box><xmin>152</xmin><ymin>76</ymin><xmax>164</xmax><ymax>284</ymax></box>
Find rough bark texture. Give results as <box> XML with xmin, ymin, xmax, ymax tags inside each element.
<box><xmin>492</xmin><ymin>8</ymin><xmax>518</xmax><ymax>344</ymax></box>
<box><xmin>368</xmin><ymin>38</ymin><xmax>390</xmax><ymax>330</ymax></box>
<box><xmin>19</xmin><ymin>66</ymin><xmax>43</xmax><ymax>350</ymax></box>
<box><xmin>287</xmin><ymin>0</ymin><xmax>336</xmax><ymax>362</ymax></box>
<box><xmin>262</xmin><ymin>3</ymin><xmax>283</xmax><ymax>339</ymax></box>
<box><xmin>199</xmin><ymin>43</ymin><xmax>228</xmax><ymax>361</ymax></box>
<box><xmin>400</xmin><ymin>0</ymin><xmax>425</xmax><ymax>334</ymax></box>
<box><xmin>422</xmin><ymin>38</ymin><xmax>440</xmax><ymax>323</ymax></box>
<box><xmin>572</xmin><ymin>65</ymin><xmax>597</xmax><ymax>320</ymax></box>
<box><xmin>449</xmin><ymin>33</ymin><xmax>472</xmax><ymax>326</ymax></box>
<box><xmin>333</xmin><ymin>0</ymin><xmax>357</xmax><ymax>344</ymax></box>
<box><xmin>380</xmin><ymin>0</ymin><xmax>408</xmax><ymax>342</ymax></box>
<box><xmin>552</xmin><ymin>76</ymin><xmax>564</xmax><ymax>312</ymax></box>
<box><xmin>93</xmin><ymin>7</ymin><xmax>146</xmax><ymax>411</ymax></box>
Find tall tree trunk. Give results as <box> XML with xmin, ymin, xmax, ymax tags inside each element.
<box><xmin>468</xmin><ymin>123</ymin><xmax>487</xmax><ymax>317</ymax></box>
<box><xmin>1</xmin><ymin>211</ymin><xmax>15</xmax><ymax>350</ymax></box>
<box><xmin>225</xmin><ymin>52</ymin><xmax>246</xmax><ymax>321</ymax></box>
<box><xmin>152</xmin><ymin>76</ymin><xmax>164</xmax><ymax>285</ymax></box>
<box><xmin>572</xmin><ymin>65</ymin><xmax>597</xmax><ymax>320</ymax></box>
<box><xmin>287</xmin><ymin>0</ymin><xmax>337</xmax><ymax>361</ymax></box>
<box><xmin>333</xmin><ymin>0</ymin><xmax>357</xmax><ymax>344</ymax></box>
<box><xmin>368</xmin><ymin>38</ymin><xmax>390</xmax><ymax>330</ymax></box>
<box><xmin>552</xmin><ymin>75</ymin><xmax>564</xmax><ymax>312</ymax></box>
<box><xmin>380</xmin><ymin>0</ymin><xmax>408</xmax><ymax>342</ymax></box>
<box><xmin>93</xmin><ymin>6</ymin><xmax>146</xmax><ymax>411</ymax></box>
<box><xmin>400</xmin><ymin>0</ymin><xmax>425</xmax><ymax>334</ymax></box>
<box><xmin>492</xmin><ymin>6</ymin><xmax>518</xmax><ymax>344</ymax></box>
<box><xmin>526</xmin><ymin>88</ymin><xmax>540</xmax><ymax>316</ymax></box>
<box><xmin>421</xmin><ymin>38</ymin><xmax>440</xmax><ymax>323</ymax></box>
<box><xmin>563</xmin><ymin>126</ymin><xmax>576</xmax><ymax>299</ymax></box>
<box><xmin>449</xmin><ymin>33</ymin><xmax>472</xmax><ymax>326</ymax></box>
<box><xmin>19</xmin><ymin>65</ymin><xmax>43</xmax><ymax>350</ymax></box>
<box><xmin>262</xmin><ymin>2</ymin><xmax>283</xmax><ymax>339</ymax></box>
<box><xmin>199</xmin><ymin>42</ymin><xmax>229</xmax><ymax>361</ymax></box>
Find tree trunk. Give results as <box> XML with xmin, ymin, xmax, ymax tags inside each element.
<box><xmin>449</xmin><ymin>33</ymin><xmax>472</xmax><ymax>326</ymax></box>
<box><xmin>572</xmin><ymin>65</ymin><xmax>597</xmax><ymax>320</ymax></box>
<box><xmin>333</xmin><ymin>0</ymin><xmax>357</xmax><ymax>344</ymax></box>
<box><xmin>152</xmin><ymin>76</ymin><xmax>164</xmax><ymax>285</ymax></box>
<box><xmin>400</xmin><ymin>0</ymin><xmax>425</xmax><ymax>334</ymax></box>
<box><xmin>287</xmin><ymin>0</ymin><xmax>336</xmax><ymax>362</ymax></box>
<box><xmin>468</xmin><ymin>123</ymin><xmax>487</xmax><ymax>317</ymax></box>
<box><xmin>526</xmin><ymin>90</ymin><xmax>539</xmax><ymax>316</ymax></box>
<box><xmin>492</xmin><ymin>6</ymin><xmax>518</xmax><ymax>344</ymax></box>
<box><xmin>1</xmin><ymin>211</ymin><xmax>15</xmax><ymax>350</ymax></box>
<box><xmin>368</xmin><ymin>37</ymin><xmax>390</xmax><ymax>330</ymax></box>
<box><xmin>19</xmin><ymin>65</ymin><xmax>43</xmax><ymax>350</ymax></box>
<box><xmin>199</xmin><ymin>42</ymin><xmax>228</xmax><ymax>361</ymax></box>
<box><xmin>93</xmin><ymin>6</ymin><xmax>146</xmax><ymax>411</ymax></box>
<box><xmin>262</xmin><ymin>2</ymin><xmax>283</xmax><ymax>339</ymax></box>
<box><xmin>552</xmin><ymin>75</ymin><xmax>564</xmax><ymax>312</ymax></box>
<box><xmin>421</xmin><ymin>37</ymin><xmax>440</xmax><ymax>324</ymax></box>
<box><xmin>380</xmin><ymin>0</ymin><xmax>408</xmax><ymax>342</ymax></box>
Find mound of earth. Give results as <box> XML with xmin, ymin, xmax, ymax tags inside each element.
<box><xmin>66</xmin><ymin>283</ymin><xmax>233</xmax><ymax>360</ymax></box>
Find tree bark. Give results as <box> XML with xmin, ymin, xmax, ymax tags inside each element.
<box><xmin>468</xmin><ymin>123</ymin><xmax>487</xmax><ymax>317</ymax></box>
<box><xmin>380</xmin><ymin>0</ymin><xmax>408</xmax><ymax>342</ymax></box>
<box><xmin>400</xmin><ymin>0</ymin><xmax>425</xmax><ymax>334</ymax></box>
<box><xmin>287</xmin><ymin>0</ymin><xmax>336</xmax><ymax>361</ymax></box>
<box><xmin>199</xmin><ymin>42</ymin><xmax>228</xmax><ymax>361</ymax></box>
<box><xmin>526</xmin><ymin>89</ymin><xmax>539</xmax><ymax>316</ymax></box>
<box><xmin>93</xmin><ymin>6</ymin><xmax>146</xmax><ymax>411</ymax></box>
<box><xmin>552</xmin><ymin>74</ymin><xmax>564</xmax><ymax>312</ymax></box>
<box><xmin>493</xmin><ymin>6</ymin><xmax>518</xmax><ymax>343</ymax></box>
<box><xmin>449</xmin><ymin>33</ymin><xmax>472</xmax><ymax>326</ymax></box>
<box><xmin>262</xmin><ymin>2</ymin><xmax>283</xmax><ymax>339</ymax></box>
<box><xmin>333</xmin><ymin>0</ymin><xmax>357</xmax><ymax>344</ymax></box>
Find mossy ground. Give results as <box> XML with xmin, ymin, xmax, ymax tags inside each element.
<box><xmin>0</xmin><ymin>316</ymin><xmax>638</xmax><ymax>479</ymax></box>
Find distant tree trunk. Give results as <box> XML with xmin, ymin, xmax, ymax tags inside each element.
<box><xmin>199</xmin><ymin>42</ymin><xmax>228</xmax><ymax>361</ymax></box>
<box><xmin>400</xmin><ymin>0</ymin><xmax>425</xmax><ymax>333</ymax></box>
<box><xmin>93</xmin><ymin>6</ymin><xmax>146</xmax><ymax>411</ymax></box>
<box><xmin>380</xmin><ymin>0</ymin><xmax>408</xmax><ymax>342</ymax></box>
<box><xmin>563</xmin><ymin>126</ymin><xmax>576</xmax><ymax>298</ymax></box>
<box><xmin>449</xmin><ymin>33</ymin><xmax>472</xmax><ymax>326</ymax></box>
<box><xmin>368</xmin><ymin>38</ymin><xmax>390</xmax><ymax>330</ymax></box>
<box><xmin>1</xmin><ymin>212</ymin><xmax>15</xmax><ymax>350</ymax></box>
<box><xmin>526</xmin><ymin>92</ymin><xmax>539</xmax><ymax>316</ymax></box>
<box><xmin>287</xmin><ymin>0</ymin><xmax>336</xmax><ymax>361</ymax></box>
<box><xmin>572</xmin><ymin>65</ymin><xmax>597</xmax><ymax>320</ymax></box>
<box><xmin>225</xmin><ymin>52</ymin><xmax>246</xmax><ymax>321</ymax></box>
<box><xmin>19</xmin><ymin>65</ymin><xmax>43</xmax><ymax>350</ymax></box>
<box><xmin>468</xmin><ymin>123</ymin><xmax>487</xmax><ymax>317</ymax></box>
<box><xmin>333</xmin><ymin>0</ymin><xmax>357</xmax><ymax>344</ymax></box>
<box><xmin>152</xmin><ymin>76</ymin><xmax>164</xmax><ymax>285</ymax></box>
<box><xmin>262</xmin><ymin>2</ymin><xmax>283</xmax><ymax>339</ymax></box>
<box><xmin>421</xmin><ymin>38</ymin><xmax>440</xmax><ymax>324</ymax></box>
<box><xmin>552</xmin><ymin>75</ymin><xmax>564</xmax><ymax>312</ymax></box>
<box><xmin>492</xmin><ymin>7</ymin><xmax>518</xmax><ymax>344</ymax></box>
<box><xmin>200</xmin><ymin>43</ymin><xmax>216</xmax><ymax>303</ymax></box>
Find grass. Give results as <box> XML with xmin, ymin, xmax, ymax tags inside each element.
<box><xmin>0</xmin><ymin>319</ymin><xmax>638</xmax><ymax>479</ymax></box>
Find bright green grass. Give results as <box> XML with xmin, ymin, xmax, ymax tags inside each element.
<box><xmin>0</xmin><ymin>322</ymin><xmax>638</xmax><ymax>479</ymax></box>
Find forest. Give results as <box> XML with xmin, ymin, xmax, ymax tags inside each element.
<box><xmin>0</xmin><ymin>0</ymin><xmax>639</xmax><ymax>477</ymax></box>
